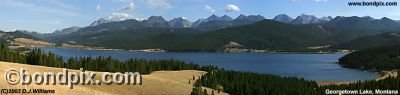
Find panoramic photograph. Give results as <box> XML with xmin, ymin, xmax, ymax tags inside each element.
<box><xmin>0</xmin><ymin>0</ymin><xmax>399</xmax><ymax>95</ymax></box>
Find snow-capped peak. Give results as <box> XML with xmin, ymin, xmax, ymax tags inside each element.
<box><xmin>90</xmin><ymin>13</ymin><xmax>134</xmax><ymax>26</ymax></box>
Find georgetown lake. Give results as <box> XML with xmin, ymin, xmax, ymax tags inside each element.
<box><xmin>42</xmin><ymin>48</ymin><xmax>379</xmax><ymax>81</ymax></box>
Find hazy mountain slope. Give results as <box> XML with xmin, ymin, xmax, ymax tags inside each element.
<box><xmin>49</xmin><ymin>20</ymin><xmax>332</xmax><ymax>51</ymax></box>
<box><xmin>189</xmin><ymin>19</ymin><xmax>330</xmax><ymax>51</ymax></box>
<box><xmin>273</xmin><ymin>14</ymin><xmax>294</xmax><ymax>23</ymax></box>
<box><xmin>50</xmin><ymin>28</ymin><xmax>200</xmax><ymax>50</ymax></box>
<box><xmin>0</xmin><ymin>30</ymin><xmax>49</xmax><ymax>47</ymax></box>
<box><xmin>195</xmin><ymin>15</ymin><xmax>265</xmax><ymax>31</ymax></box>
<box><xmin>323</xmin><ymin>16</ymin><xmax>400</xmax><ymax>34</ymax></box>
<box><xmin>291</xmin><ymin>14</ymin><xmax>324</xmax><ymax>24</ymax></box>
<box><xmin>333</xmin><ymin>32</ymin><xmax>400</xmax><ymax>50</ymax></box>
<box><xmin>168</xmin><ymin>17</ymin><xmax>192</xmax><ymax>28</ymax></box>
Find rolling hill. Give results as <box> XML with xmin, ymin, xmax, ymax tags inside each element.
<box><xmin>333</xmin><ymin>32</ymin><xmax>400</xmax><ymax>50</ymax></box>
<box><xmin>0</xmin><ymin>30</ymin><xmax>49</xmax><ymax>47</ymax></box>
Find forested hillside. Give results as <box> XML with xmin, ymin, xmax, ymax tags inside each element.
<box><xmin>339</xmin><ymin>45</ymin><xmax>400</xmax><ymax>70</ymax></box>
<box><xmin>47</xmin><ymin>20</ymin><xmax>335</xmax><ymax>51</ymax></box>
<box><xmin>333</xmin><ymin>32</ymin><xmax>400</xmax><ymax>50</ymax></box>
<box><xmin>191</xmin><ymin>69</ymin><xmax>399</xmax><ymax>95</ymax></box>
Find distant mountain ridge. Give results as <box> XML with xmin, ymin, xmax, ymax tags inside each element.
<box><xmin>0</xmin><ymin>30</ymin><xmax>46</xmax><ymax>45</ymax></box>
<box><xmin>17</xmin><ymin>14</ymin><xmax>400</xmax><ymax>51</ymax></box>
<box><xmin>32</xmin><ymin>13</ymin><xmax>400</xmax><ymax>37</ymax></box>
<box><xmin>168</xmin><ymin>17</ymin><xmax>192</xmax><ymax>28</ymax></box>
<box><xmin>323</xmin><ymin>16</ymin><xmax>400</xmax><ymax>33</ymax></box>
<box><xmin>53</xmin><ymin>27</ymin><xmax>81</xmax><ymax>36</ymax></box>
<box><xmin>46</xmin><ymin>20</ymin><xmax>332</xmax><ymax>51</ymax></box>
<box><xmin>233</xmin><ymin>14</ymin><xmax>265</xmax><ymax>26</ymax></box>
<box><xmin>46</xmin><ymin>14</ymin><xmax>266</xmax><ymax>37</ymax></box>
<box><xmin>61</xmin><ymin>13</ymin><xmax>399</xmax><ymax>37</ymax></box>
<box><xmin>273</xmin><ymin>14</ymin><xmax>333</xmax><ymax>24</ymax></box>
<box><xmin>142</xmin><ymin>16</ymin><xmax>171</xmax><ymax>28</ymax></box>
<box><xmin>273</xmin><ymin>14</ymin><xmax>294</xmax><ymax>23</ymax></box>
<box><xmin>291</xmin><ymin>14</ymin><xmax>331</xmax><ymax>24</ymax></box>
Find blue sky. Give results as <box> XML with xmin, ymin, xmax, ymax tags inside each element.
<box><xmin>0</xmin><ymin>0</ymin><xmax>399</xmax><ymax>33</ymax></box>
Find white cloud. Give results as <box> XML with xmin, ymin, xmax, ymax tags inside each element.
<box><xmin>205</xmin><ymin>5</ymin><xmax>216</xmax><ymax>13</ymax></box>
<box><xmin>106</xmin><ymin>13</ymin><xmax>144</xmax><ymax>21</ymax></box>
<box><xmin>96</xmin><ymin>4</ymin><xmax>101</xmax><ymax>11</ymax></box>
<box><xmin>115</xmin><ymin>3</ymin><xmax>135</xmax><ymax>11</ymax></box>
<box><xmin>225</xmin><ymin>4</ymin><xmax>240</xmax><ymax>12</ymax></box>
<box><xmin>107</xmin><ymin>13</ymin><xmax>132</xmax><ymax>20</ymax></box>
<box><xmin>0</xmin><ymin>0</ymin><xmax>79</xmax><ymax>16</ymax></box>
<box><xmin>146</xmin><ymin>0</ymin><xmax>172</xmax><ymax>9</ymax></box>
<box><xmin>112</xmin><ymin>0</ymin><xmax>172</xmax><ymax>9</ymax></box>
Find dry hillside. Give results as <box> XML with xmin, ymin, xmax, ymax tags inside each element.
<box><xmin>0</xmin><ymin>61</ymin><xmax>216</xmax><ymax>95</ymax></box>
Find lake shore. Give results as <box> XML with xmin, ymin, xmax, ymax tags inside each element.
<box><xmin>317</xmin><ymin>70</ymin><xmax>398</xmax><ymax>86</ymax></box>
<box><xmin>43</xmin><ymin>46</ymin><xmax>351</xmax><ymax>54</ymax></box>
<box><xmin>19</xmin><ymin>42</ymin><xmax>348</xmax><ymax>54</ymax></box>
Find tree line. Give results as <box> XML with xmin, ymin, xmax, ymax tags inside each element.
<box><xmin>191</xmin><ymin>69</ymin><xmax>399</xmax><ymax>95</ymax></box>
<box><xmin>0</xmin><ymin>44</ymin><xmax>26</xmax><ymax>63</ymax></box>
<box><xmin>0</xmin><ymin>44</ymin><xmax>201</xmax><ymax>74</ymax></box>
<box><xmin>191</xmin><ymin>69</ymin><xmax>321</xmax><ymax>95</ymax></box>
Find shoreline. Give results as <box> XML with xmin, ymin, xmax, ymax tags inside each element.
<box><xmin>42</xmin><ymin>46</ymin><xmax>351</xmax><ymax>54</ymax></box>
<box><xmin>317</xmin><ymin>70</ymin><xmax>398</xmax><ymax>86</ymax></box>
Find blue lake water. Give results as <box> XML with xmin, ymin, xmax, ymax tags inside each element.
<box><xmin>41</xmin><ymin>48</ymin><xmax>379</xmax><ymax>81</ymax></box>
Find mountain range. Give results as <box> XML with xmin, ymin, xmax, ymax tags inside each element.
<box><xmin>15</xmin><ymin>14</ymin><xmax>400</xmax><ymax>51</ymax></box>
<box><xmin>323</xmin><ymin>16</ymin><xmax>400</xmax><ymax>33</ymax></box>
<box><xmin>47</xmin><ymin>20</ymin><xmax>330</xmax><ymax>51</ymax></box>
<box><xmin>86</xmin><ymin>14</ymin><xmax>265</xmax><ymax>31</ymax></box>
<box><xmin>30</xmin><ymin>13</ymin><xmax>400</xmax><ymax>37</ymax></box>
<box><xmin>273</xmin><ymin>14</ymin><xmax>333</xmax><ymax>24</ymax></box>
<box><xmin>55</xmin><ymin>13</ymin><xmax>343</xmax><ymax>36</ymax></box>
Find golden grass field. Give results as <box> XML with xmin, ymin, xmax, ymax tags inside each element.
<box><xmin>0</xmin><ymin>61</ymin><xmax>227</xmax><ymax>95</ymax></box>
<box><xmin>13</xmin><ymin>38</ymin><xmax>52</xmax><ymax>47</ymax></box>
